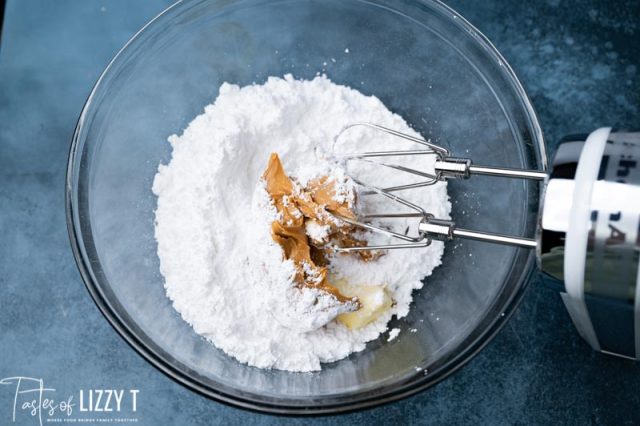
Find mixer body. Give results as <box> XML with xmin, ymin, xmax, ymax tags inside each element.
<box><xmin>540</xmin><ymin>128</ymin><xmax>640</xmax><ymax>359</ymax></box>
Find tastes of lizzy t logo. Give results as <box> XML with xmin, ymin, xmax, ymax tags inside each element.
<box><xmin>0</xmin><ymin>376</ymin><xmax>140</xmax><ymax>425</ymax></box>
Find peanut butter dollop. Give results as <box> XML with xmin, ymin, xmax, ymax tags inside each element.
<box><xmin>262</xmin><ymin>153</ymin><xmax>373</xmax><ymax>305</ymax></box>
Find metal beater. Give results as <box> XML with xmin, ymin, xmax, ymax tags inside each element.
<box><xmin>331</xmin><ymin>122</ymin><xmax>547</xmax><ymax>252</ymax></box>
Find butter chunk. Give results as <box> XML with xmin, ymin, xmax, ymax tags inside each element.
<box><xmin>334</xmin><ymin>280</ymin><xmax>393</xmax><ymax>330</ymax></box>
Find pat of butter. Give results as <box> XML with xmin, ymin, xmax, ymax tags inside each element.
<box><xmin>333</xmin><ymin>280</ymin><xmax>392</xmax><ymax>330</ymax></box>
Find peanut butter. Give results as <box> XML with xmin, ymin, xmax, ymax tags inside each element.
<box><xmin>261</xmin><ymin>153</ymin><xmax>376</xmax><ymax>306</ymax></box>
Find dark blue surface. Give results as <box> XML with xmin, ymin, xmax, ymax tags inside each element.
<box><xmin>0</xmin><ymin>0</ymin><xmax>638</xmax><ymax>424</ymax></box>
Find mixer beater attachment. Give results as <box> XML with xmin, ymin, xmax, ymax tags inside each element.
<box><xmin>331</xmin><ymin>123</ymin><xmax>547</xmax><ymax>251</ymax></box>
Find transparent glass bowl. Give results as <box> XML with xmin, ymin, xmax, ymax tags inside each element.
<box><xmin>66</xmin><ymin>0</ymin><xmax>545</xmax><ymax>414</ymax></box>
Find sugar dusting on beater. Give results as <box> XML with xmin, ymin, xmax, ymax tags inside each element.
<box><xmin>153</xmin><ymin>74</ymin><xmax>450</xmax><ymax>372</ymax></box>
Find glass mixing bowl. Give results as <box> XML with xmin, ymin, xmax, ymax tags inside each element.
<box><xmin>66</xmin><ymin>0</ymin><xmax>546</xmax><ymax>414</ymax></box>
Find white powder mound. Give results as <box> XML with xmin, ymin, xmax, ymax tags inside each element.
<box><xmin>387</xmin><ymin>328</ymin><xmax>401</xmax><ymax>342</ymax></box>
<box><xmin>153</xmin><ymin>74</ymin><xmax>450</xmax><ymax>372</ymax></box>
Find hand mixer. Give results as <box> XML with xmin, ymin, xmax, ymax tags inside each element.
<box><xmin>331</xmin><ymin>123</ymin><xmax>640</xmax><ymax>361</ymax></box>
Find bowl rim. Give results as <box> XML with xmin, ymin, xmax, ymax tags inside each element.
<box><xmin>66</xmin><ymin>0</ymin><xmax>546</xmax><ymax>415</ymax></box>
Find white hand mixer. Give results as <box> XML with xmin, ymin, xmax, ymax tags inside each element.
<box><xmin>331</xmin><ymin>123</ymin><xmax>640</xmax><ymax>361</ymax></box>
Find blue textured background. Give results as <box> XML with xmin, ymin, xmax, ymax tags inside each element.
<box><xmin>0</xmin><ymin>0</ymin><xmax>638</xmax><ymax>424</ymax></box>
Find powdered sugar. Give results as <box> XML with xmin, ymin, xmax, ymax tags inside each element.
<box><xmin>153</xmin><ymin>74</ymin><xmax>450</xmax><ymax>372</ymax></box>
<box><xmin>387</xmin><ymin>328</ymin><xmax>401</xmax><ymax>342</ymax></box>
<box><xmin>305</xmin><ymin>220</ymin><xmax>330</xmax><ymax>244</ymax></box>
